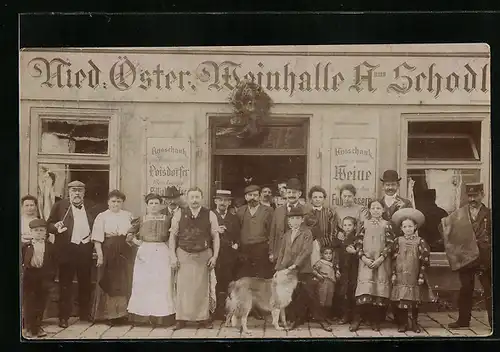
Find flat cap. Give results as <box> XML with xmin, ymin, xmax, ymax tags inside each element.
<box><xmin>465</xmin><ymin>183</ymin><xmax>484</xmax><ymax>195</ymax></box>
<box><xmin>68</xmin><ymin>180</ymin><xmax>86</xmax><ymax>188</ymax></box>
<box><xmin>287</xmin><ymin>206</ymin><xmax>305</xmax><ymax>217</ymax></box>
<box><xmin>244</xmin><ymin>185</ymin><xmax>261</xmax><ymax>194</ymax></box>
<box><xmin>29</xmin><ymin>218</ymin><xmax>47</xmax><ymax>229</ymax></box>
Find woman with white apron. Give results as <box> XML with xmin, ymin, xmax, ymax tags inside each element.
<box><xmin>126</xmin><ymin>193</ymin><xmax>175</xmax><ymax>327</ymax></box>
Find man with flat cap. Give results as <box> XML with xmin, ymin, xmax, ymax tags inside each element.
<box><xmin>269</xmin><ymin>178</ymin><xmax>303</xmax><ymax>264</ymax></box>
<box><xmin>47</xmin><ymin>180</ymin><xmax>99</xmax><ymax>328</ymax></box>
<box><xmin>260</xmin><ymin>185</ymin><xmax>275</xmax><ymax>209</ymax></box>
<box><xmin>236</xmin><ymin>184</ymin><xmax>274</xmax><ymax>279</ymax></box>
<box><xmin>212</xmin><ymin>190</ymin><xmax>241</xmax><ymax>319</ymax></box>
<box><xmin>440</xmin><ymin>183</ymin><xmax>492</xmax><ymax>329</ymax></box>
<box><xmin>161</xmin><ymin>186</ymin><xmax>183</xmax><ymax>217</ymax></box>
<box><xmin>379</xmin><ymin>170</ymin><xmax>413</xmax><ymax>221</ymax></box>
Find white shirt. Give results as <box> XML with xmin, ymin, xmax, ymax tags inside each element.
<box><xmin>71</xmin><ymin>204</ymin><xmax>91</xmax><ymax>244</ymax></box>
<box><xmin>31</xmin><ymin>240</ymin><xmax>46</xmax><ymax>268</ymax></box>
<box><xmin>217</xmin><ymin>210</ymin><xmax>227</xmax><ymax>220</ymax></box>
<box><xmin>249</xmin><ymin>204</ymin><xmax>260</xmax><ymax>217</ymax></box>
<box><xmin>287</xmin><ymin>202</ymin><xmax>299</xmax><ymax>213</ymax></box>
<box><xmin>312</xmin><ymin>206</ymin><xmax>323</xmax><ymax>211</ymax></box>
<box><xmin>91</xmin><ymin>209</ymin><xmax>133</xmax><ymax>243</ymax></box>
<box><xmin>384</xmin><ymin>194</ymin><xmax>397</xmax><ymax>207</ymax></box>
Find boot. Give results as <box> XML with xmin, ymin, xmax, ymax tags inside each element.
<box><xmin>372</xmin><ymin>306</ymin><xmax>381</xmax><ymax>332</ymax></box>
<box><xmin>349</xmin><ymin>308</ymin><xmax>362</xmax><ymax>332</ymax></box>
<box><xmin>410</xmin><ymin>307</ymin><xmax>421</xmax><ymax>333</ymax></box>
<box><xmin>397</xmin><ymin>308</ymin><xmax>408</xmax><ymax>333</ymax></box>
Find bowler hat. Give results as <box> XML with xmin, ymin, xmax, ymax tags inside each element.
<box><xmin>465</xmin><ymin>183</ymin><xmax>484</xmax><ymax>195</ymax></box>
<box><xmin>29</xmin><ymin>218</ymin><xmax>47</xmax><ymax>229</ymax></box>
<box><xmin>287</xmin><ymin>206</ymin><xmax>305</xmax><ymax>217</ymax></box>
<box><xmin>68</xmin><ymin>180</ymin><xmax>85</xmax><ymax>188</ymax></box>
<box><xmin>244</xmin><ymin>185</ymin><xmax>261</xmax><ymax>194</ymax></box>
<box><xmin>215</xmin><ymin>189</ymin><xmax>233</xmax><ymax>199</ymax></box>
<box><xmin>286</xmin><ymin>178</ymin><xmax>302</xmax><ymax>191</ymax></box>
<box><xmin>164</xmin><ymin>186</ymin><xmax>181</xmax><ymax>199</ymax></box>
<box><xmin>392</xmin><ymin>208</ymin><xmax>425</xmax><ymax>228</ymax></box>
<box><xmin>380</xmin><ymin>170</ymin><xmax>402</xmax><ymax>183</ymax></box>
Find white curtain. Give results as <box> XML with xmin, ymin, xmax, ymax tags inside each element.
<box><xmin>425</xmin><ymin>169</ymin><xmax>461</xmax><ymax>214</ymax></box>
<box><xmin>37</xmin><ymin>133</ymin><xmax>75</xmax><ymax>219</ymax></box>
<box><xmin>407</xmin><ymin>177</ymin><xmax>416</xmax><ymax>208</ymax></box>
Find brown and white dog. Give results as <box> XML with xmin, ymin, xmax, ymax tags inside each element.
<box><xmin>224</xmin><ymin>269</ymin><xmax>298</xmax><ymax>335</ymax></box>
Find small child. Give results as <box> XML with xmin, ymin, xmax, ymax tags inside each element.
<box><xmin>350</xmin><ymin>200</ymin><xmax>395</xmax><ymax>332</ymax></box>
<box><xmin>390</xmin><ymin>208</ymin><xmax>436</xmax><ymax>333</ymax></box>
<box><xmin>21</xmin><ymin>219</ymin><xmax>56</xmax><ymax>338</ymax></box>
<box><xmin>313</xmin><ymin>246</ymin><xmax>341</xmax><ymax>318</ymax></box>
<box><xmin>335</xmin><ymin>216</ymin><xmax>359</xmax><ymax>324</ymax></box>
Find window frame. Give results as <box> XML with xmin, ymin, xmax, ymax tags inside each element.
<box><xmin>398</xmin><ymin>112</ymin><xmax>490</xmax><ymax>266</ymax></box>
<box><xmin>28</xmin><ymin>107</ymin><xmax>120</xmax><ymax>199</ymax></box>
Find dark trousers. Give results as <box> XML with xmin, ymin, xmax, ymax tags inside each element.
<box><xmin>58</xmin><ymin>242</ymin><xmax>93</xmax><ymax>321</ymax></box>
<box><xmin>288</xmin><ymin>273</ymin><xmax>327</xmax><ymax>325</ymax></box>
<box><xmin>23</xmin><ymin>268</ymin><xmax>50</xmax><ymax>335</ymax></box>
<box><xmin>237</xmin><ymin>242</ymin><xmax>273</xmax><ymax>279</ymax></box>
<box><xmin>335</xmin><ymin>255</ymin><xmax>359</xmax><ymax>320</ymax></box>
<box><xmin>214</xmin><ymin>245</ymin><xmax>238</xmax><ymax>318</ymax></box>
<box><xmin>457</xmin><ymin>266</ymin><xmax>492</xmax><ymax>326</ymax></box>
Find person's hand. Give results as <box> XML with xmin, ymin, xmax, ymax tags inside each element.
<box><xmin>391</xmin><ymin>274</ymin><xmax>397</xmax><ymax>284</ymax></box>
<box><xmin>171</xmin><ymin>256</ymin><xmax>180</xmax><ymax>269</ymax></box>
<box><xmin>369</xmin><ymin>256</ymin><xmax>384</xmax><ymax>269</ymax></box>
<box><xmin>337</xmin><ymin>232</ymin><xmax>345</xmax><ymax>241</ymax></box>
<box><xmin>335</xmin><ymin>271</ymin><xmax>341</xmax><ymax>279</ymax></box>
<box><xmin>48</xmin><ymin>233</ymin><xmax>55</xmax><ymax>244</ymax></box>
<box><xmin>55</xmin><ymin>221</ymin><xmax>67</xmax><ymax>233</ymax></box>
<box><xmin>232</xmin><ymin>243</ymin><xmax>239</xmax><ymax>250</ymax></box>
<box><xmin>346</xmin><ymin>245</ymin><xmax>356</xmax><ymax>254</ymax></box>
<box><xmin>269</xmin><ymin>253</ymin><xmax>274</xmax><ymax>262</ymax></box>
<box><xmin>362</xmin><ymin>256</ymin><xmax>374</xmax><ymax>267</ymax></box>
<box><xmin>96</xmin><ymin>253</ymin><xmax>104</xmax><ymax>267</ymax></box>
<box><xmin>418</xmin><ymin>277</ymin><xmax>424</xmax><ymax>285</ymax></box>
<box><xmin>208</xmin><ymin>256</ymin><xmax>217</xmax><ymax>269</ymax></box>
<box><xmin>218</xmin><ymin>225</ymin><xmax>226</xmax><ymax>234</ymax></box>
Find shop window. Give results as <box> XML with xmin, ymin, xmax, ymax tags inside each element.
<box><xmin>403</xmin><ymin>118</ymin><xmax>486</xmax><ymax>254</ymax></box>
<box><xmin>32</xmin><ymin>110</ymin><xmax>117</xmax><ymax>220</ymax></box>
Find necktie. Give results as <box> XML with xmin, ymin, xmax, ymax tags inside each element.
<box><xmin>73</xmin><ymin>203</ymin><xmax>83</xmax><ymax>209</ymax></box>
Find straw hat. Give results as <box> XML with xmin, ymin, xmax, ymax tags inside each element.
<box><xmin>391</xmin><ymin>208</ymin><xmax>425</xmax><ymax>228</ymax></box>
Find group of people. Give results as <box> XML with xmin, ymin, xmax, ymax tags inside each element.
<box><xmin>20</xmin><ymin>169</ymin><xmax>492</xmax><ymax>338</ymax></box>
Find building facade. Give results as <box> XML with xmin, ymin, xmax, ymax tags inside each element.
<box><xmin>20</xmin><ymin>44</ymin><xmax>491</xmax><ymax>292</ymax></box>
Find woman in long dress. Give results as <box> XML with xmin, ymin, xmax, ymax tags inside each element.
<box><xmin>126</xmin><ymin>193</ymin><xmax>175</xmax><ymax>327</ymax></box>
<box><xmin>90</xmin><ymin>190</ymin><xmax>134</xmax><ymax>325</ymax></box>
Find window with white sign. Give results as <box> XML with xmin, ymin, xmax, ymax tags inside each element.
<box><xmin>29</xmin><ymin>108</ymin><xmax>119</xmax><ymax>219</ymax></box>
<box><xmin>400</xmin><ymin>114</ymin><xmax>489</xmax><ymax>257</ymax></box>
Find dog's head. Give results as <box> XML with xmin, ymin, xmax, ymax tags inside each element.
<box><xmin>273</xmin><ymin>269</ymin><xmax>299</xmax><ymax>289</ymax></box>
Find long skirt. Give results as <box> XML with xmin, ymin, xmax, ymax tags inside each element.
<box><xmin>91</xmin><ymin>237</ymin><xmax>133</xmax><ymax>321</ymax></box>
<box><xmin>175</xmin><ymin>248</ymin><xmax>213</xmax><ymax>321</ymax></box>
<box><xmin>127</xmin><ymin>242</ymin><xmax>175</xmax><ymax>317</ymax></box>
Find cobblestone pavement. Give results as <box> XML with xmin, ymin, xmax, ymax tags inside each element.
<box><xmin>23</xmin><ymin>311</ymin><xmax>491</xmax><ymax>340</ymax></box>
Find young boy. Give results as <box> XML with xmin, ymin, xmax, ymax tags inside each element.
<box><xmin>336</xmin><ymin>216</ymin><xmax>360</xmax><ymax>324</ymax></box>
<box><xmin>312</xmin><ymin>246</ymin><xmax>341</xmax><ymax>321</ymax></box>
<box><xmin>274</xmin><ymin>206</ymin><xmax>332</xmax><ymax>332</ymax></box>
<box><xmin>22</xmin><ymin>219</ymin><xmax>57</xmax><ymax>338</ymax></box>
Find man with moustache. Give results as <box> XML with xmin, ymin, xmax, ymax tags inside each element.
<box><xmin>440</xmin><ymin>183</ymin><xmax>492</xmax><ymax>329</ymax></box>
<box><xmin>47</xmin><ymin>181</ymin><xmax>98</xmax><ymax>328</ymax></box>
<box><xmin>236</xmin><ymin>185</ymin><xmax>274</xmax><ymax>279</ymax></box>
<box><xmin>379</xmin><ymin>170</ymin><xmax>413</xmax><ymax>221</ymax></box>
<box><xmin>269</xmin><ymin>178</ymin><xmax>303</xmax><ymax>264</ymax></box>
<box><xmin>161</xmin><ymin>186</ymin><xmax>183</xmax><ymax>217</ymax></box>
<box><xmin>212</xmin><ymin>190</ymin><xmax>241</xmax><ymax>320</ymax></box>
<box><xmin>260</xmin><ymin>185</ymin><xmax>275</xmax><ymax>209</ymax></box>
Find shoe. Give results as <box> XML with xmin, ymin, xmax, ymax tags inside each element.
<box><xmin>37</xmin><ymin>328</ymin><xmax>48</xmax><ymax>338</ymax></box>
<box><xmin>409</xmin><ymin>317</ymin><xmax>421</xmax><ymax>333</ymax></box>
<box><xmin>58</xmin><ymin>319</ymin><xmax>69</xmax><ymax>328</ymax></box>
<box><xmin>372</xmin><ymin>323</ymin><xmax>380</xmax><ymax>332</ymax></box>
<box><xmin>397</xmin><ymin>324</ymin><xmax>407</xmax><ymax>333</ymax></box>
<box><xmin>173</xmin><ymin>321</ymin><xmax>186</xmax><ymax>331</ymax></box>
<box><xmin>199</xmin><ymin>321</ymin><xmax>213</xmax><ymax>329</ymax></box>
<box><xmin>448</xmin><ymin>321</ymin><xmax>470</xmax><ymax>329</ymax></box>
<box><xmin>319</xmin><ymin>321</ymin><xmax>333</xmax><ymax>332</ymax></box>
<box><xmin>339</xmin><ymin>316</ymin><xmax>351</xmax><ymax>325</ymax></box>
<box><xmin>349</xmin><ymin>318</ymin><xmax>361</xmax><ymax>332</ymax></box>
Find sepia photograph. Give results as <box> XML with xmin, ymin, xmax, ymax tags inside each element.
<box><xmin>19</xmin><ymin>43</ymin><xmax>492</xmax><ymax>340</ymax></box>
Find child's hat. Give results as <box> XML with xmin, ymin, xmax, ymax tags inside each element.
<box><xmin>287</xmin><ymin>206</ymin><xmax>305</xmax><ymax>217</ymax></box>
<box><xmin>29</xmin><ymin>218</ymin><xmax>47</xmax><ymax>229</ymax></box>
<box><xmin>391</xmin><ymin>208</ymin><xmax>425</xmax><ymax>228</ymax></box>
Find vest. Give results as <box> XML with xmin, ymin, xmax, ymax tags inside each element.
<box><xmin>178</xmin><ymin>207</ymin><xmax>212</xmax><ymax>253</ymax></box>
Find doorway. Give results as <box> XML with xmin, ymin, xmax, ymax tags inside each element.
<box><xmin>209</xmin><ymin>115</ymin><xmax>309</xmax><ymax>206</ymax></box>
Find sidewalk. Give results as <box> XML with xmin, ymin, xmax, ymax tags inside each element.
<box><xmin>23</xmin><ymin>311</ymin><xmax>491</xmax><ymax>340</ymax></box>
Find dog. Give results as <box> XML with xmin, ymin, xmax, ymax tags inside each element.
<box><xmin>224</xmin><ymin>269</ymin><xmax>298</xmax><ymax>335</ymax></box>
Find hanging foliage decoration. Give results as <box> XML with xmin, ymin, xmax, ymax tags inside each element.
<box><xmin>228</xmin><ymin>79</ymin><xmax>273</xmax><ymax>139</ymax></box>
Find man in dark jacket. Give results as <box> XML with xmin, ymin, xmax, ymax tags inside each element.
<box><xmin>161</xmin><ymin>186</ymin><xmax>183</xmax><ymax>217</ymax></box>
<box><xmin>379</xmin><ymin>170</ymin><xmax>413</xmax><ymax>221</ymax></box>
<box><xmin>47</xmin><ymin>181</ymin><xmax>98</xmax><ymax>328</ymax></box>
<box><xmin>212</xmin><ymin>190</ymin><xmax>241</xmax><ymax>320</ymax></box>
<box><xmin>440</xmin><ymin>183</ymin><xmax>492</xmax><ymax>329</ymax></box>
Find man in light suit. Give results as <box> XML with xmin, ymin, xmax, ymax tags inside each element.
<box><xmin>47</xmin><ymin>181</ymin><xmax>98</xmax><ymax>328</ymax></box>
<box><xmin>379</xmin><ymin>170</ymin><xmax>413</xmax><ymax>221</ymax></box>
<box><xmin>269</xmin><ymin>178</ymin><xmax>303</xmax><ymax>264</ymax></box>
